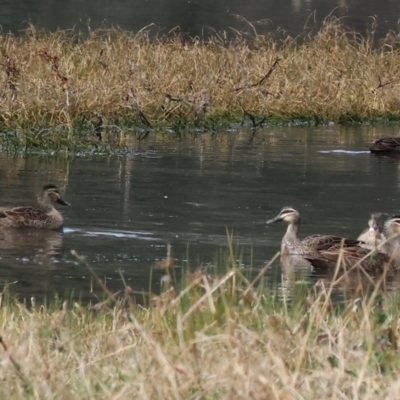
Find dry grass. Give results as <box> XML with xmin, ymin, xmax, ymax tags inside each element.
<box><xmin>1</xmin><ymin>249</ymin><xmax>400</xmax><ymax>399</ymax></box>
<box><xmin>1</xmin><ymin>18</ymin><xmax>400</xmax><ymax>150</ymax></box>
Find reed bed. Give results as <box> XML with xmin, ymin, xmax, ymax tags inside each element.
<box><xmin>1</xmin><ymin>18</ymin><xmax>400</xmax><ymax>150</ymax></box>
<box><xmin>1</xmin><ymin>248</ymin><xmax>400</xmax><ymax>399</ymax></box>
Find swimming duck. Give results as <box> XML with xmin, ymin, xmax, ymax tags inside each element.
<box><xmin>267</xmin><ymin>207</ymin><xmax>360</xmax><ymax>256</ymax></box>
<box><xmin>379</xmin><ymin>215</ymin><xmax>400</xmax><ymax>263</ymax></box>
<box><xmin>0</xmin><ymin>184</ymin><xmax>70</xmax><ymax>230</ymax></box>
<box><xmin>357</xmin><ymin>213</ymin><xmax>385</xmax><ymax>250</ymax></box>
<box><xmin>267</xmin><ymin>207</ymin><xmax>390</xmax><ymax>272</ymax></box>
<box><xmin>369</xmin><ymin>137</ymin><xmax>400</xmax><ymax>154</ymax></box>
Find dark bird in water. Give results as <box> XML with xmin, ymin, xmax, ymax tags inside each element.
<box><xmin>369</xmin><ymin>137</ymin><xmax>400</xmax><ymax>154</ymax></box>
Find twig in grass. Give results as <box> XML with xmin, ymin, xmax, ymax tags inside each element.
<box><xmin>98</xmin><ymin>49</ymin><xmax>109</xmax><ymax>72</ymax></box>
<box><xmin>229</xmin><ymin>13</ymin><xmax>259</xmax><ymax>39</ymax></box>
<box><xmin>92</xmin><ymin>113</ymin><xmax>103</xmax><ymax>140</ymax></box>
<box><xmin>165</xmin><ymin>94</ymin><xmax>183</xmax><ymax>103</ymax></box>
<box><xmin>180</xmin><ymin>269</ymin><xmax>236</xmax><ymax>324</ymax></box>
<box><xmin>0</xmin><ymin>336</ymin><xmax>32</xmax><ymax>393</ymax></box>
<box><xmin>136</xmin><ymin>130</ymin><xmax>150</xmax><ymax>141</ymax></box>
<box><xmin>237</xmin><ymin>99</ymin><xmax>266</xmax><ymax>128</ymax></box>
<box><xmin>126</xmin><ymin>89</ymin><xmax>152</xmax><ymax>127</ymax></box>
<box><xmin>71</xmin><ymin>249</ymin><xmax>117</xmax><ymax>304</ymax></box>
<box><xmin>1</xmin><ymin>54</ymin><xmax>19</xmax><ymax>106</ymax></box>
<box><xmin>234</xmin><ymin>57</ymin><xmax>279</xmax><ymax>92</ymax></box>
<box><xmin>37</xmin><ymin>48</ymin><xmax>70</xmax><ymax>113</ymax></box>
<box><xmin>242</xmin><ymin>252</ymin><xmax>281</xmax><ymax>300</ymax></box>
<box><xmin>376</xmin><ymin>76</ymin><xmax>400</xmax><ymax>90</ymax></box>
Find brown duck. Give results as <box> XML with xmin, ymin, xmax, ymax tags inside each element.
<box><xmin>267</xmin><ymin>207</ymin><xmax>390</xmax><ymax>272</ymax></box>
<box><xmin>357</xmin><ymin>213</ymin><xmax>385</xmax><ymax>250</ymax></box>
<box><xmin>369</xmin><ymin>137</ymin><xmax>400</xmax><ymax>154</ymax></box>
<box><xmin>0</xmin><ymin>184</ymin><xmax>70</xmax><ymax>230</ymax></box>
<box><xmin>379</xmin><ymin>215</ymin><xmax>400</xmax><ymax>263</ymax></box>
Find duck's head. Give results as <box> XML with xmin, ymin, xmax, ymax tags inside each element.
<box><xmin>368</xmin><ymin>213</ymin><xmax>382</xmax><ymax>231</ymax></box>
<box><xmin>384</xmin><ymin>215</ymin><xmax>400</xmax><ymax>236</ymax></box>
<box><xmin>38</xmin><ymin>184</ymin><xmax>71</xmax><ymax>207</ymax></box>
<box><xmin>267</xmin><ymin>207</ymin><xmax>300</xmax><ymax>225</ymax></box>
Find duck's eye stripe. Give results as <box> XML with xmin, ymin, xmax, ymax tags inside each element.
<box><xmin>280</xmin><ymin>209</ymin><xmax>294</xmax><ymax>215</ymax></box>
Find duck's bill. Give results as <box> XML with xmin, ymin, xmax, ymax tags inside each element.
<box><xmin>57</xmin><ymin>197</ymin><xmax>71</xmax><ymax>206</ymax></box>
<box><xmin>266</xmin><ymin>215</ymin><xmax>282</xmax><ymax>224</ymax></box>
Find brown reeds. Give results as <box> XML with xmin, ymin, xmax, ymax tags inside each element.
<box><xmin>1</xmin><ymin>18</ymin><xmax>400</xmax><ymax>150</ymax></box>
<box><xmin>0</xmin><ymin>244</ymin><xmax>400</xmax><ymax>398</ymax></box>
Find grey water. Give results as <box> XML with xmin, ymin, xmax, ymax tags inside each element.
<box><xmin>2</xmin><ymin>0</ymin><xmax>400</xmax><ymax>40</ymax></box>
<box><xmin>1</xmin><ymin>125</ymin><xmax>400</xmax><ymax>303</ymax></box>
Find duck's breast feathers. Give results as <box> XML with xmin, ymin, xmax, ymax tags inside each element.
<box><xmin>370</xmin><ymin>137</ymin><xmax>400</xmax><ymax>153</ymax></box>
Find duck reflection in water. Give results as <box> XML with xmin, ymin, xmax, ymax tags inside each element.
<box><xmin>278</xmin><ymin>255</ymin><xmax>313</xmax><ymax>300</ymax></box>
<box><xmin>0</xmin><ymin>228</ymin><xmax>64</xmax><ymax>268</ymax></box>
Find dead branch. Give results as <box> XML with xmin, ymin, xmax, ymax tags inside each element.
<box><xmin>234</xmin><ymin>57</ymin><xmax>279</xmax><ymax>92</ymax></box>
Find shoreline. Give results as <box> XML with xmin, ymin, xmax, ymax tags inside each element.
<box><xmin>2</xmin><ymin>20</ymin><xmax>400</xmax><ymax>151</ymax></box>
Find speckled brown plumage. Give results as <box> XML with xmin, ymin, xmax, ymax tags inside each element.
<box><xmin>267</xmin><ymin>207</ymin><xmax>361</xmax><ymax>256</ymax></box>
<box><xmin>0</xmin><ymin>184</ymin><xmax>70</xmax><ymax>230</ymax></box>
<box><xmin>267</xmin><ymin>207</ymin><xmax>391</xmax><ymax>272</ymax></box>
<box><xmin>304</xmin><ymin>245</ymin><xmax>391</xmax><ymax>273</ymax></box>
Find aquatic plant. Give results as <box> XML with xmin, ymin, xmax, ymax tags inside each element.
<box><xmin>1</xmin><ymin>18</ymin><xmax>400</xmax><ymax>151</ymax></box>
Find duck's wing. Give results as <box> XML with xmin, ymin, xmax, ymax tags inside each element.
<box><xmin>0</xmin><ymin>206</ymin><xmax>48</xmax><ymax>228</ymax></box>
<box><xmin>370</xmin><ymin>137</ymin><xmax>400</xmax><ymax>153</ymax></box>
<box><xmin>305</xmin><ymin>246</ymin><xmax>390</xmax><ymax>272</ymax></box>
<box><xmin>303</xmin><ymin>235</ymin><xmax>361</xmax><ymax>252</ymax></box>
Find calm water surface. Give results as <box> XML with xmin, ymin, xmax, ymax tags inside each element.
<box><xmin>2</xmin><ymin>0</ymin><xmax>400</xmax><ymax>40</ymax></box>
<box><xmin>1</xmin><ymin>125</ymin><xmax>400</xmax><ymax>302</ymax></box>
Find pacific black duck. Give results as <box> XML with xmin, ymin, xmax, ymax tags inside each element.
<box><xmin>267</xmin><ymin>207</ymin><xmax>362</xmax><ymax>256</ymax></box>
<box><xmin>357</xmin><ymin>213</ymin><xmax>385</xmax><ymax>250</ymax></box>
<box><xmin>369</xmin><ymin>137</ymin><xmax>400</xmax><ymax>154</ymax></box>
<box><xmin>267</xmin><ymin>207</ymin><xmax>390</xmax><ymax>272</ymax></box>
<box><xmin>379</xmin><ymin>215</ymin><xmax>400</xmax><ymax>262</ymax></box>
<box><xmin>0</xmin><ymin>184</ymin><xmax>70</xmax><ymax>230</ymax></box>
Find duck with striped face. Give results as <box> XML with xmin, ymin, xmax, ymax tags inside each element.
<box><xmin>267</xmin><ymin>207</ymin><xmax>391</xmax><ymax>272</ymax></box>
<box><xmin>357</xmin><ymin>213</ymin><xmax>385</xmax><ymax>250</ymax></box>
<box><xmin>0</xmin><ymin>184</ymin><xmax>70</xmax><ymax>230</ymax></box>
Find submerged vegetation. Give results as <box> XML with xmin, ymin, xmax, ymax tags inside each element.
<box><xmin>1</xmin><ymin>18</ymin><xmax>400</xmax><ymax>151</ymax></box>
<box><xmin>1</xmin><ymin>248</ymin><xmax>400</xmax><ymax>398</ymax></box>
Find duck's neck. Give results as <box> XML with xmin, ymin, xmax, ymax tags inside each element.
<box><xmin>282</xmin><ymin>222</ymin><xmax>302</xmax><ymax>255</ymax></box>
<box><xmin>377</xmin><ymin>226</ymin><xmax>400</xmax><ymax>261</ymax></box>
<box><xmin>383</xmin><ymin>226</ymin><xmax>397</xmax><ymax>246</ymax></box>
<box><xmin>38</xmin><ymin>202</ymin><xmax>55</xmax><ymax>214</ymax></box>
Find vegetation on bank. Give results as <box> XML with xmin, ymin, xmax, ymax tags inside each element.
<box><xmin>1</xmin><ymin>249</ymin><xmax>400</xmax><ymax>398</ymax></box>
<box><xmin>1</xmin><ymin>18</ymin><xmax>400</xmax><ymax>150</ymax></box>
